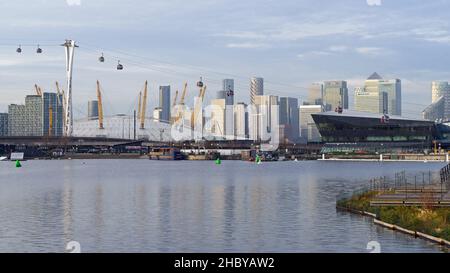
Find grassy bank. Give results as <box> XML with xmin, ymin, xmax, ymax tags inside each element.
<box><xmin>337</xmin><ymin>192</ymin><xmax>450</xmax><ymax>241</ymax></box>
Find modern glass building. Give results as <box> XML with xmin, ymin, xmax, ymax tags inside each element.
<box><xmin>250</xmin><ymin>77</ymin><xmax>264</xmax><ymax>105</ymax></box>
<box><xmin>159</xmin><ymin>86</ymin><xmax>171</xmax><ymax>123</ymax></box>
<box><xmin>0</xmin><ymin>113</ymin><xmax>8</xmax><ymax>136</ymax></box>
<box><xmin>43</xmin><ymin>92</ymin><xmax>64</xmax><ymax>136</ymax></box>
<box><xmin>323</xmin><ymin>81</ymin><xmax>348</xmax><ymax>111</ymax></box>
<box><xmin>279</xmin><ymin>97</ymin><xmax>299</xmax><ymax>143</ymax></box>
<box><xmin>311</xmin><ymin>111</ymin><xmax>435</xmax><ymax>148</ymax></box>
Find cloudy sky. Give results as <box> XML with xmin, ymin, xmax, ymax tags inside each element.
<box><xmin>1</xmin><ymin>0</ymin><xmax>450</xmax><ymax>118</ymax></box>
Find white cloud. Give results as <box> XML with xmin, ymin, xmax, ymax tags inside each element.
<box><xmin>226</xmin><ymin>42</ymin><xmax>269</xmax><ymax>49</ymax></box>
<box><xmin>355</xmin><ymin>47</ymin><xmax>385</xmax><ymax>56</ymax></box>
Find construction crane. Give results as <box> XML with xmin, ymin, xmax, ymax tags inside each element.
<box><xmin>140</xmin><ymin>81</ymin><xmax>148</xmax><ymax>129</ymax></box>
<box><xmin>55</xmin><ymin>81</ymin><xmax>61</xmax><ymax>96</ymax></box>
<box><xmin>137</xmin><ymin>91</ymin><xmax>142</xmax><ymax>118</ymax></box>
<box><xmin>96</xmin><ymin>80</ymin><xmax>104</xmax><ymax>129</ymax></box>
<box><xmin>192</xmin><ymin>85</ymin><xmax>207</xmax><ymax>130</ymax></box>
<box><xmin>34</xmin><ymin>84</ymin><xmax>42</xmax><ymax>96</ymax></box>
<box><xmin>172</xmin><ymin>90</ymin><xmax>179</xmax><ymax>107</ymax></box>
<box><xmin>180</xmin><ymin>82</ymin><xmax>188</xmax><ymax>105</ymax></box>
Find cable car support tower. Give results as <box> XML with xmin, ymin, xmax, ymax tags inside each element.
<box><xmin>61</xmin><ymin>40</ymin><xmax>78</xmax><ymax>137</ymax></box>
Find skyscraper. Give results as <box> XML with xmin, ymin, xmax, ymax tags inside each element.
<box><xmin>323</xmin><ymin>81</ymin><xmax>348</xmax><ymax>111</ymax></box>
<box><xmin>222</xmin><ymin>79</ymin><xmax>234</xmax><ymax>93</ymax></box>
<box><xmin>432</xmin><ymin>81</ymin><xmax>450</xmax><ymax>103</ymax></box>
<box><xmin>355</xmin><ymin>73</ymin><xmax>401</xmax><ymax>115</ymax></box>
<box><xmin>279</xmin><ymin>97</ymin><xmax>299</xmax><ymax>142</ymax></box>
<box><xmin>8</xmin><ymin>95</ymin><xmax>43</xmax><ymax>136</ymax></box>
<box><xmin>249</xmin><ymin>95</ymin><xmax>278</xmax><ymax>141</ymax></box>
<box><xmin>250</xmin><ymin>77</ymin><xmax>264</xmax><ymax>105</ymax></box>
<box><xmin>308</xmin><ymin>83</ymin><xmax>323</xmax><ymax>105</ymax></box>
<box><xmin>159</xmin><ymin>86</ymin><xmax>171</xmax><ymax>123</ymax></box>
<box><xmin>299</xmin><ymin>105</ymin><xmax>323</xmax><ymax>143</ymax></box>
<box><xmin>43</xmin><ymin>92</ymin><xmax>64</xmax><ymax>136</ymax></box>
<box><xmin>88</xmin><ymin>100</ymin><xmax>99</xmax><ymax>120</ymax></box>
<box><xmin>234</xmin><ymin>103</ymin><xmax>248</xmax><ymax>139</ymax></box>
<box><xmin>0</xmin><ymin>113</ymin><xmax>8</xmax><ymax>136</ymax></box>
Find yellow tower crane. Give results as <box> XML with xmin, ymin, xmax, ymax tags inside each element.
<box><xmin>180</xmin><ymin>82</ymin><xmax>188</xmax><ymax>105</ymax></box>
<box><xmin>34</xmin><ymin>84</ymin><xmax>42</xmax><ymax>96</ymax></box>
<box><xmin>96</xmin><ymin>80</ymin><xmax>104</xmax><ymax>130</ymax></box>
<box><xmin>173</xmin><ymin>90</ymin><xmax>179</xmax><ymax>107</ymax></box>
<box><xmin>140</xmin><ymin>81</ymin><xmax>148</xmax><ymax>129</ymax></box>
<box><xmin>137</xmin><ymin>91</ymin><xmax>142</xmax><ymax>119</ymax></box>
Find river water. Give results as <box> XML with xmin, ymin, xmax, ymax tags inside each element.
<box><xmin>0</xmin><ymin>159</ymin><xmax>446</xmax><ymax>253</ymax></box>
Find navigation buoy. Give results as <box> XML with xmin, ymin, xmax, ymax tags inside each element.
<box><xmin>215</xmin><ymin>157</ymin><xmax>221</xmax><ymax>165</ymax></box>
<box><xmin>15</xmin><ymin>160</ymin><xmax>22</xmax><ymax>168</ymax></box>
<box><xmin>256</xmin><ymin>155</ymin><xmax>262</xmax><ymax>165</ymax></box>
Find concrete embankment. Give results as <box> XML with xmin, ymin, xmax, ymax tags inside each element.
<box><xmin>336</xmin><ymin>205</ymin><xmax>450</xmax><ymax>249</ymax></box>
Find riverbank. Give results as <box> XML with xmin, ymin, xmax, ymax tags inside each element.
<box><xmin>337</xmin><ymin>191</ymin><xmax>450</xmax><ymax>248</ymax></box>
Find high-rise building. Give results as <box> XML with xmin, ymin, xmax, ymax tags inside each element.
<box><xmin>43</xmin><ymin>92</ymin><xmax>64</xmax><ymax>136</ymax></box>
<box><xmin>423</xmin><ymin>96</ymin><xmax>445</xmax><ymax>121</ymax></box>
<box><xmin>308</xmin><ymin>83</ymin><xmax>323</xmax><ymax>105</ymax></box>
<box><xmin>250</xmin><ymin>77</ymin><xmax>264</xmax><ymax>105</ymax></box>
<box><xmin>432</xmin><ymin>81</ymin><xmax>450</xmax><ymax>103</ymax></box>
<box><xmin>234</xmin><ymin>103</ymin><xmax>248</xmax><ymax>139</ymax></box>
<box><xmin>222</xmin><ymin>79</ymin><xmax>234</xmax><ymax>93</ymax></box>
<box><xmin>355</xmin><ymin>73</ymin><xmax>401</xmax><ymax>115</ymax></box>
<box><xmin>88</xmin><ymin>100</ymin><xmax>99</xmax><ymax>120</ymax></box>
<box><xmin>8</xmin><ymin>95</ymin><xmax>43</xmax><ymax>136</ymax></box>
<box><xmin>323</xmin><ymin>81</ymin><xmax>348</xmax><ymax>111</ymax></box>
<box><xmin>279</xmin><ymin>97</ymin><xmax>299</xmax><ymax>143</ymax></box>
<box><xmin>159</xmin><ymin>86</ymin><xmax>171</xmax><ymax>123</ymax></box>
<box><xmin>0</xmin><ymin>113</ymin><xmax>8</xmax><ymax>136</ymax></box>
<box><xmin>208</xmin><ymin>99</ymin><xmax>226</xmax><ymax>139</ymax></box>
<box><xmin>299</xmin><ymin>105</ymin><xmax>323</xmax><ymax>143</ymax></box>
<box><xmin>7</xmin><ymin>93</ymin><xmax>63</xmax><ymax>137</ymax></box>
<box><xmin>249</xmin><ymin>95</ymin><xmax>278</xmax><ymax>141</ymax></box>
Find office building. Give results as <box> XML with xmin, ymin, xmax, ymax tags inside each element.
<box><xmin>0</xmin><ymin>113</ymin><xmax>8</xmax><ymax>136</ymax></box>
<box><xmin>8</xmin><ymin>95</ymin><xmax>43</xmax><ymax>136</ymax></box>
<box><xmin>250</xmin><ymin>77</ymin><xmax>264</xmax><ymax>105</ymax></box>
<box><xmin>43</xmin><ymin>92</ymin><xmax>64</xmax><ymax>136</ymax></box>
<box><xmin>88</xmin><ymin>100</ymin><xmax>99</xmax><ymax>120</ymax></box>
<box><xmin>308</xmin><ymin>83</ymin><xmax>323</xmax><ymax>105</ymax></box>
<box><xmin>249</xmin><ymin>95</ymin><xmax>278</xmax><ymax>141</ymax></box>
<box><xmin>159</xmin><ymin>86</ymin><xmax>171</xmax><ymax>123</ymax></box>
<box><xmin>299</xmin><ymin>105</ymin><xmax>322</xmax><ymax>143</ymax></box>
<box><xmin>234</xmin><ymin>103</ymin><xmax>248</xmax><ymax>139</ymax></box>
<box><xmin>208</xmin><ymin>99</ymin><xmax>226</xmax><ymax>139</ymax></box>
<box><xmin>323</xmin><ymin>81</ymin><xmax>348</xmax><ymax>111</ymax></box>
<box><xmin>279</xmin><ymin>97</ymin><xmax>299</xmax><ymax>143</ymax></box>
<box><xmin>423</xmin><ymin>96</ymin><xmax>445</xmax><ymax>121</ymax></box>
<box><xmin>432</xmin><ymin>81</ymin><xmax>450</xmax><ymax>103</ymax></box>
<box><xmin>222</xmin><ymin>79</ymin><xmax>234</xmax><ymax>93</ymax></box>
<box><xmin>355</xmin><ymin>73</ymin><xmax>401</xmax><ymax>115</ymax></box>
<box><xmin>423</xmin><ymin>81</ymin><xmax>450</xmax><ymax>121</ymax></box>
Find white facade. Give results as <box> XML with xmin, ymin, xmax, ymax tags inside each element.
<box><xmin>250</xmin><ymin>77</ymin><xmax>264</xmax><ymax>105</ymax></box>
<box><xmin>299</xmin><ymin>105</ymin><xmax>322</xmax><ymax>143</ymax></box>
<box><xmin>234</xmin><ymin>103</ymin><xmax>247</xmax><ymax>139</ymax></box>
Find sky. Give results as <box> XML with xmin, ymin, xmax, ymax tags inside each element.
<box><xmin>1</xmin><ymin>0</ymin><xmax>450</xmax><ymax>118</ymax></box>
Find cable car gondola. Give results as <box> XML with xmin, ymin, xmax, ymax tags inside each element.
<box><xmin>117</xmin><ymin>60</ymin><xmax>123</xmax><ymax>70</ymax></box>
<box><xmin>197</xmin><ymin>77</ymin><xmax>204</xmax><ymax>88</ymax></box>
<box><xmin>36</xmin><ymin>45</ymin><xmax>42</xmax><ymax>54</ymax></box>
<box><xmin>16</xmin><ymin>45</ymin><xmax>22</xmax><ymax>53</ymax></box>
<box><xmin>99</xmin><ymin>53</ymin><xmax>105</xmax><ymax>63</ymax></box>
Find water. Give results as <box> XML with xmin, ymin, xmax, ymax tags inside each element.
<box><xmin>0</xmin><ymin>160</ymin><xmax>447</xmax><ymax>253</ymax></box>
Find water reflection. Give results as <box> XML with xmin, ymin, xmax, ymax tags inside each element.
<box><xmin>0</xmin><ymin>160</ymin><xmax>445</xmax><ymax>253</ymax></box>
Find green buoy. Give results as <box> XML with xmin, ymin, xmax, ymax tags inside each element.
<box><xmin>215</xmin><ymin>157</ymin><xmax>221</xmax><ymax>165</ymax></box>
<box><xmin>256</xmin><ymin>155</ymin><xmax>262</xmax><ymax>164</ymax></box>
<box><xmin>15</xmin><ymin>160</ymin><xmax>22</xmax><ymax>168</ymax></box>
